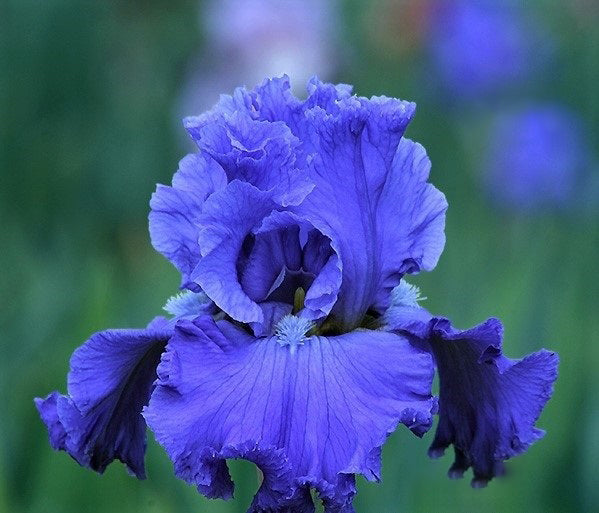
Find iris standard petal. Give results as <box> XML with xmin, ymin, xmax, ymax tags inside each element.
<box><xmin>185</xmin><ymin>99</ymin><xmax>313</xmax><ymax>207</ymax></box>
<box><xmin>388</xmin><ymin>305</ymin><xmax>558</xmax><ymax>487</ymax></box>
<box><xmin>192</xmin><ymin>180</ymin><xmax>278</xmax><ymax>323</ymax></box>
<box><xmin>144</xmin><ymin>316</ymin><xmax>435</xmax><ymax>512</ymax></box>
<box><xmin>295</xmin><ymin>101</ymin><xmax>446</xmax><ymax>327</ymax></box>
<box><xmin>181</xmin><ymin>78</ymin><xmax>447</xmax><ymax>329</ymax></box>
<box><xmin>35</xmin><ymin>317</ymin><xmax>172</xmax><ymax>478</ymax></box>
<box><xmin>249</xmin><ymin>76</ymin><xmax>304</xmax><ymax>135</ymax></box>
<box><xmin>374</xmin><ymin>139</ymin><xmax>447</xmax><ymax>303</ymax></box>
<box><xmin>149</xmin><ymin>153</ymin><xmax>226</xmax><ymax>289</ymax></box>
<box><xmin>187</xmin><ymin>75</ymin><xmax>352</xmax><ymax>151</ymax></box>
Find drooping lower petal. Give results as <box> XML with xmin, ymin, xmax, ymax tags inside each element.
<box><xmin>35</xmin><ymin>317</ymin><xmax>172</xmax><ymax>478</ymax></box>
<box><xmin>387</xmin><ymin>304</ymin><xmax>558</xmax><ymax>486</ymax></box>
<box><xmin>144</xmin><ymin>316</ymin><xmax>435</xmax><ymax>512</ymax></box>
<box><xmin>35</xmin><ymin>391</ymin><xmax>67</xmax><ymax>451</ymax></box>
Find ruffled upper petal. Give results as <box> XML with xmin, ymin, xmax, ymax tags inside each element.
<box><xmin>177</xmin><ymin>78</ymin><xmax>447</xmax><ymax>327</ymax></box>
<box><xmin>35</xmin><ymin>317</ymin><xmax>172</xmax><ymax>478</ymax></box>
<box><xmin>293</xmin><ymin>103</ymin><xmax>447</xmax><ymax>326</ymax></box>
<box><xmin>144</xmin><ymin>316</ymin><xmax>435</xmax><ymax>512</ymax></box>
<box><xmin>387</xmin><ymin>305</ymin><xmax>558</xmax><ymax>487</ymax></box>
<box><xmin>373</xmin><ymin>139</ymin><xmax>448</xmax><ymax>307</ymax></box>
<box><xmin>185</xmin><ymin>97</ymin><xmax>313</xmax><ymax>207</ymax></box>
<box><xmin>185</xmin><ymin>75</ymin><xmax>352</xmax><ymax>153</ymax></box>
<box><xmin>149</xmin><ymin>153</ymin><xmax>227</xmax><ymax>289</ymax></box>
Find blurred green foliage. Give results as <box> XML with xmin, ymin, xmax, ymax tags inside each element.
<box><xmin>1</xmin><ymin>1</ymin><xmax>598</xmax><ymax>512</ymax></box>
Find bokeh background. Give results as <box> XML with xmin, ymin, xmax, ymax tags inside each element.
<box><xmin>2</xmin><ymin>0</ymin><xmax>598</xmax><ymax>512</ymax></box>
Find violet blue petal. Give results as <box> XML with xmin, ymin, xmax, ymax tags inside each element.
<box><xmin>149</xmin><ymin>153</ymin><xmax>226</xmax><ymax>289</ymax></box>
<box><xmin>296</xmin><ymin>99</ymin><xmax>446</xmax><ymax>326</ymax></box>
<box><xmin>240</xmin><ymin>224</ymin><xmax>303</xmax><ymax>303</ymax></box>
<box><xmin>35</xmin><ymin>317</ymin><xmax>172</xmax><ymax>478</ymax></box>
<box><xmin>144</xmin><ymin>316</ymin><xmax>435</xmax><ymax>511</ymax></box>
<box><xmin>186</xmin><ymin>102</ymin><xmax>313</xmax><ymax>207</ymax></box>
<box><xmin>388</xmin><ymin>305</ymin><xmax>558</xmax><ymax>486</ymax></box>
<box><xmin>182</xmin><ymin>77</ymin><xmax>446</xmax><ymax>328</ymax></box>
<box><xmin>192</xmin><ymin>180</ymin><xmax>278</xmax><ymax>323</ymax></box>
<box><xmin>34</xmin><ymin>391</ymin><xmax>67</xmax><ymax>451</ymax></box>
<box><xmin>252</xmin><ymin>210</ymin><xmax>342</xmax><ymax>322</ymax></box>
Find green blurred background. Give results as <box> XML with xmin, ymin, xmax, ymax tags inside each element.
<box><xmin>1</xmin><ymin>1</ymin><xmax>598</xmax><ymax>512</ymax></box>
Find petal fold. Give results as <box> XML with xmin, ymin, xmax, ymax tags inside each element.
<box><xmin>295</xmin><ymin>128</ymin><xmax>447</xmax><ymax>326</ymax></box>
<box><xmin>185</xmin><ymin>100</ymin><xmax>313</xmax><ymax>207</ymax></box>
<box><xmin>191</xmin><ymin>180</ymin><xmax>278</xmax><ymax>323</ymax></box>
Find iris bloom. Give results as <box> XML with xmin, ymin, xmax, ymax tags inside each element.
<box><xmin>36</xmin><ymin>77</ymin><xmax>558</xmax><ymax>512</ymax></box>
<box><xmin>428</xmin><ymin>0</ymin><xmax>549</xmax><ymax>100</ymax></box>
<box><xmin>485</xmin><ymin>104</ymin><xmax>590</xmax><ymax>210</ymax></box>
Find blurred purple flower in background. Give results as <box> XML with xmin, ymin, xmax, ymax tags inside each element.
<box><xmin>428</xmin><ymin>0</ymin><xmax>550</xmax><ymax>100</ymax></box>
<box><xmin>178</xmin><ymin>0</ymin><xmax>340</xmax><ymax>118</ymax></box>
<box><xmin>485</xmin><ymin>105</ymin><xmax>591</xmax><ymax>211</ymax></box>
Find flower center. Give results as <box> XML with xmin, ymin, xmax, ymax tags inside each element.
<box><xmin>236</xmin><ymin>225</ymin><xmax>335</xmax><ymax>310</ymax></box>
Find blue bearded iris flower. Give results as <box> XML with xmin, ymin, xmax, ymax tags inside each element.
<box><xmin>428</xmin><ymin>0</ymin><xmax>551</xmax><ymax>101</ymax></box>
<box><xmin>36</xmin><ymin>77</ymin><xmax>558</xmax><ymax>512</ymax></box>
<box><xmin>484</xmin><ymin>104</ymin><xmax>591</xmax><ymax>211</ymax></box>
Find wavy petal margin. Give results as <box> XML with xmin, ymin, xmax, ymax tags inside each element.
<box><xmin>387</xmin><ymin>304</ymin><xmax>558</xmax><ymax>486</ymax></box>
<box><xmin>144</xmin><ymin>317</ymin><xmax>435</xmax><ymax>511</ymax></box>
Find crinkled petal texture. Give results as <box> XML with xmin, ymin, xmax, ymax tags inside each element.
<box><xmin>176</xmin><ymin>76</ymin><xmax>447</xmax><ymax>328</ymax></box>
<box><xmin>186</xmin><ymin>109</ymin><xmax>313</xmax><ymax>207</ymax></box>
<box><xmin>35</xmin><ymin>317</ymin><xmax>171</xmax><ymax>478</ymax></box>
<box><xmin>387</xmin><ymin>306</ymin><xmax>558</xmax><ymax>486</ymax></box>
<box><xmin>296</xmin><ymin>128</ymin><xmax>448</xmax><ymax>324</ymax></box>
<box><xmin>144</xmin><ymin>317</ymin><xmax>435</xmax><ymax>512</ymax></box>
